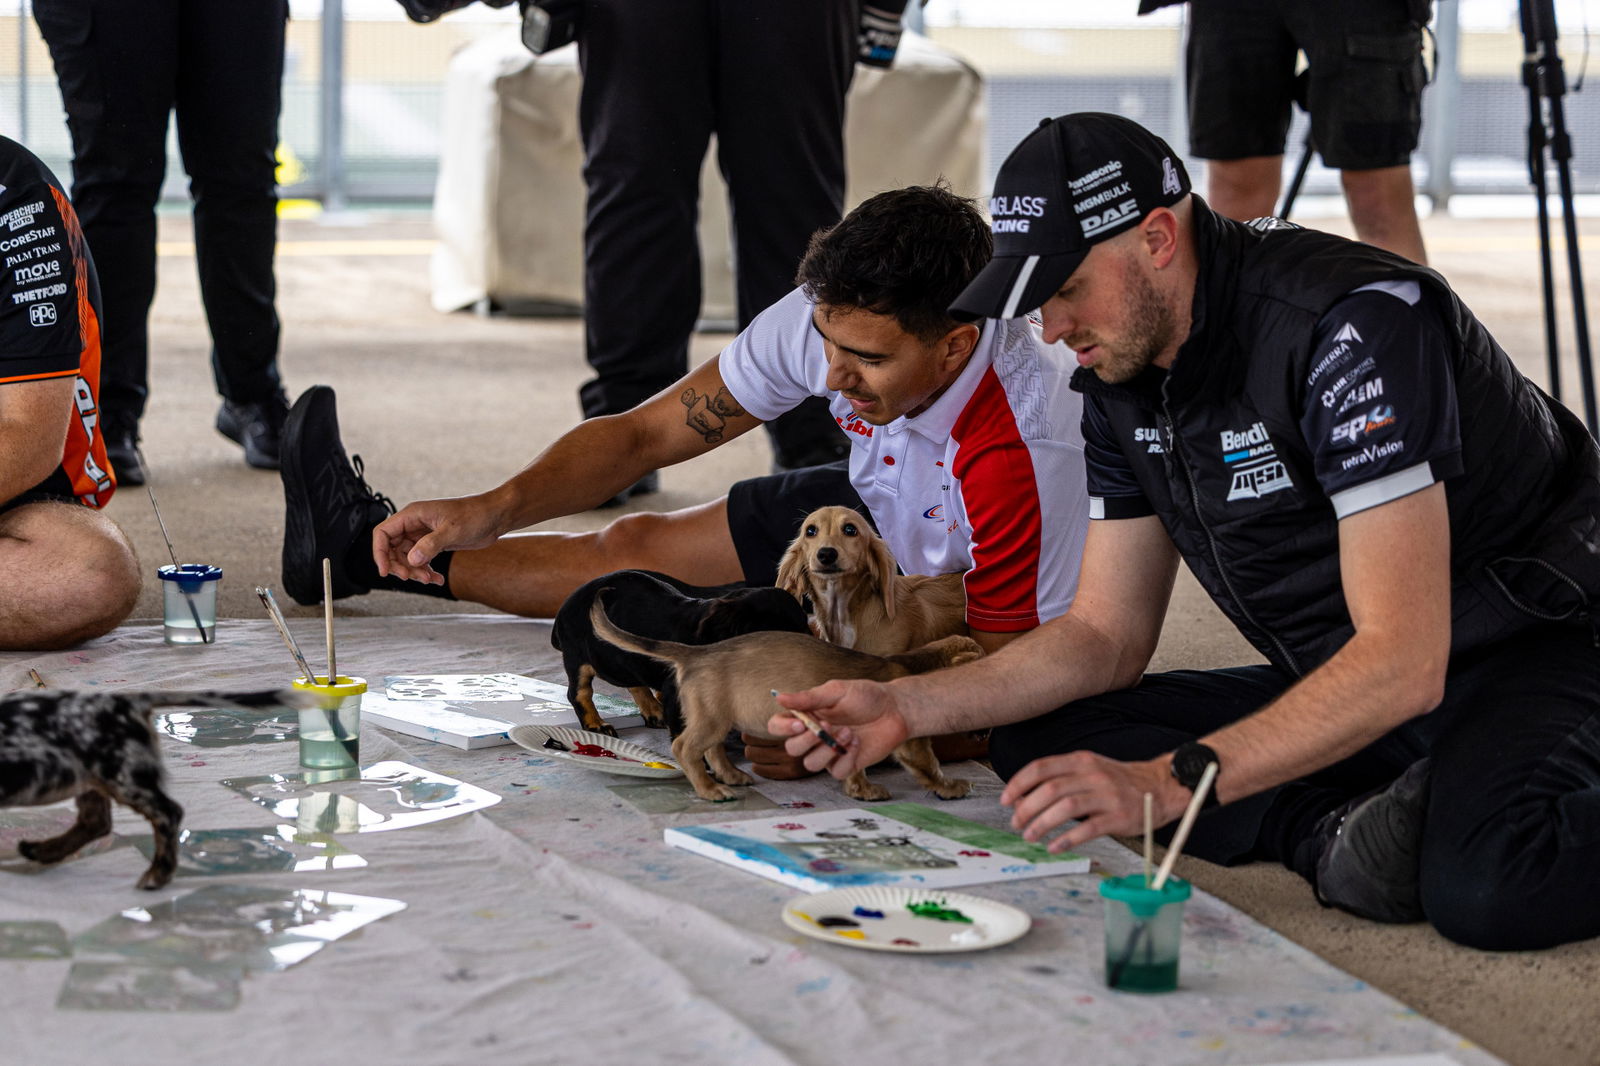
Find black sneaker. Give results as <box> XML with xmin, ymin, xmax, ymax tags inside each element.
<box><xmin>1310</xmin><ymin>758</ymin><xmax>1432</xmax><ymax>923</ymax></box>
<box><xmin>280</xmin><ymin>386</ymin><xmax>395</xmax><ymax>606</ymax></box>
<box><xmin>217</xmin><ymin>391</ymin><xmax>291</xmax><ymax>470</ymax></box>
<box><xmin>597</xmin><ymin>471</ymin><xmax>660</xmax><ymax>509</ymax></box>
<box><xmin>102</xmin><ymin>418</ymin><xmax>146</xmax><ymax>487</ymax></box>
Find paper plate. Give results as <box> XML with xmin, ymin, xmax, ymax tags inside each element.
<box><xmin>508</xmin><ymin>724</ymin><xmax>682</xmax><ymax>778</ymax></box>
<box><xmin>781</xmin><ymin>886</ymin><xmax>1031</xmax><ymax>953</ymax></box>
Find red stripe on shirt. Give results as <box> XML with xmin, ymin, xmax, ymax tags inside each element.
<box><xmin>950</xmin><ymin>366</ymin><xmax>1043</xmax><ymax>631</ymax></box>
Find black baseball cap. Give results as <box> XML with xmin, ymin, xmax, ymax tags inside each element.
<box><xmin>950</xmin><ymin>112</ymin><xmax>1191</xmax><ymax>321</ymax></box>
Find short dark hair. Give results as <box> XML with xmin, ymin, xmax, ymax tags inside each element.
<box><xmin>795</xmin><ymin>183</ymin><xmax>993</xmax><ymax>342</ymax></box>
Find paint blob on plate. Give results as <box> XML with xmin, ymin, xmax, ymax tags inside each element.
<box><xmin>781</xmin><ymin>887</ymin><xmax>1029</xmax><ymax>954</ymax></box>
<box><xmin>508</xmin><ymin>725</ymin><xmax>682</xmax><ymax>778</ymax></box>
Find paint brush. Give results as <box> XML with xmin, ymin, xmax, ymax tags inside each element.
<box><xmin>257</xmin><ymin>586</ymin><xmax>317</xmax><ymax>684</ymax></box>
<box><xmin>770</xmin><ymin>689</ymin><xmax>845</xmax><ymax>753</ymax></box>
<box><xmin>322</xmin><ymin>558</ymin><xmax>337</xmax><ymax>685</ymax></box>
<box><xmin>1152</xmin><ymin>761</ymin><xmax>1217</xmax><ymax>891</ymax></box>
<box><xmin>1108</xmin><ymin>762</ymin><xmax>1218</xmax><ymax>988</ymax></box>
<box><xmin>141</xmin><ymin>449</ymin><xmax>211</xmax><ymax>644</ymax></box>
<box><xmin>27</xmin><ymin>668</ymin><xmax>47</xmax><ymax>689</ymax></box>
<box><xmin>1143</xmin><ymin>792</ymin><xmax>1153</xmax><ymax>887</ymax></box>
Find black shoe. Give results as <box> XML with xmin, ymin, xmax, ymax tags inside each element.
<box><xmin>770</xmin><ymin>441</ymin><xmax>849</xmax><ymax>474</ymax></box>
<box><xmin>102</xmin><ymin>420</ymin><xmax>146</xmax><ymax>487</ymax></box>
<box><xmin>767</xmin><ymin>397</ymin><xmax>849</xmax><ymax>472</ymax></box>
<box><xmin>597</xmin><ymin>471</ymin><xmax>660</xmax><ymax>509</ymax></box>
<box><xmin>280</xmin><ymin>386</ymin><xmax>396</xmax><ymax>606</ymax></box>
<box><xmin>217</xmin><ymin>391</ymin><xmax>291</xmax><ymax>470</ymax></box>
<box><xmin>1309</xmin><ymin>758</ymin><xmax>1432</xmax><ymax>923</ymax></box>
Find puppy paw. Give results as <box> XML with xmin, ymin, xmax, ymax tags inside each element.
<box><xmin>930</xmin><ymin>778</ymin><xmax>973</xmax><ymax>800</ymax></box>
<box><xmin>845</xmin><ymin>779</ymin><xmax>892</xmax><ymax>802</ymax></box>
<box><xmin>696</xmin><ymin>784</ymin><xmax>742</xmax><ymax>802</ymax></box>
<box><xmin>136</xmin><ymin>865</ymin><xmax>175</xmax><ymax>891</ymax></box>
<box><xmin>16</xmin><ymin>839</ymin><xmax>63</xmax><ymax>865</ymax></box>
<box><xmin>640</xmin><ymin>712</ymin><xmax>666</xmax><ymax>729</ymax></box>
<box><xmin>711</xmin><ymin>766</ymin><xmax>753</xmax><ymax>787</ymax></box>
<box><xmin>579</xmin><ymin>720</ymin><xmax>619</xmax><ymax>738</ymax></box>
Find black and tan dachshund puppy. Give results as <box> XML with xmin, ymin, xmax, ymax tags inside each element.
<box><xmin>551</xmin><ymin>569</ymin><xmax>809</xmax><ymax>736</ymax></box>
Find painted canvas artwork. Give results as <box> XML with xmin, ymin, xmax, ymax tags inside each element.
<box><xmin>665</xmin><ymin>803</ymin><xmax>1091</xmax><ymax>893</ymax></box>
<box><xmin>370</xmin><ymin>674</ymin><xmax>643</xmax><ymax>747</ymax></box>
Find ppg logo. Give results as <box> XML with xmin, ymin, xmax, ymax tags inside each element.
<box><xmin>28</xmin><ymin>302</ymin><xmax>56</xmax><ymax>327</ymax></box>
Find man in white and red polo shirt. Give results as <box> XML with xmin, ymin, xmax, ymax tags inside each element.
<box><xmin>284</xmin><ymin>185</ymin><xmax>1088</xmax><ymax>653</ymax></box>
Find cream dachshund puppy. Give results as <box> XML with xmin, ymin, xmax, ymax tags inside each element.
<box><xmin>776</xmin><ymin>505</ymin><xmax>966</xmax><ymax>657</ymax></box>
<box><xmin>590</xmin><ymin>598</ymin><xmax>981</xmax><ymax>803</ymax></box>
<box><xmin>773</xmin><ymin>505</ymin><xmax>976</xmax><ymax>799</ymax></box>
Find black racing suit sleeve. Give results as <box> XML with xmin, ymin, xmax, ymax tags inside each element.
<box><xmin>1297</xmin><ymin>284</ymin><xmax>1463</xmax><ymax>519</ymax></box>
<box><xmin>0</xmin><ymin>178</ymin><xmax>81</xmax><ymax>381</ymax></box>
<box><xmin>1083</xmin><ymin>391</ymin><xmax>1154</xmax><ymax>520</ymax></box>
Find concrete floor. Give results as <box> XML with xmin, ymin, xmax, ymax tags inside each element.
<box><xmin>103</xmin><ymin>208</ymin><xmax>1600</xmax><ymax>1066</ymax></box>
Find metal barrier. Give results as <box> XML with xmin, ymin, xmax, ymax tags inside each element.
<box><xmin>1</xmin><ymin>1</ymin><xmax>1594</xmax><ymax>206</ymax></box>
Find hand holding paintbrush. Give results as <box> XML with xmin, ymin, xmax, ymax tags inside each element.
<box><xmin>770</xmin><ymin>689</ymin><xmax>846</xmax><ymax>753</ymax></box>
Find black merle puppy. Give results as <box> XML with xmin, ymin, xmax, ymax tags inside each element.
<box><xmin>551</xmin><ymin>569</ymin><xmax>808</xmax><ymax>736</ymax></box>
<box><xmin>1</xmin><ymin>687</ymin><xmax>311</xmax><ymax>889</ymax></box>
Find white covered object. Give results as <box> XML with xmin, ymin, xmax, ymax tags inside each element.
<box><xmin>430</xmin><ymin>31</ymin><xmax>987</xmax><ymax>317</ymax></box>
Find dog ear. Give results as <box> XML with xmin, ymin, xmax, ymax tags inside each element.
<box><xmin>775</xmin><ymin>538</ymin><xmax>808</xmax><ymax>599</ymax></box>
<box><xmin>869</xmin><ymin>534</ymin><xmax>898</xmax><ymax>621</ymax></box>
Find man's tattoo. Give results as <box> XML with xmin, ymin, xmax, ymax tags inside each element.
<box><xmin>680</xmin><ymin>387</ymin><xmax>747</xmax><ymax>444</ymax></box>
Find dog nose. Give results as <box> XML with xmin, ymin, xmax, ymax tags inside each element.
<box><xmin>816</xmin><ymin>547</ymin><xmax>838</xmax><ymax>567</ymax></box>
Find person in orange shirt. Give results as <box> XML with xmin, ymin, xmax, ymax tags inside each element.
<box><xmin>0</xmin><ymin>135</ymin><xmax>139</xmax><ymax>649</ymax></box>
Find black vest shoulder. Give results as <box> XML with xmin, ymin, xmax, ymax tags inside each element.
<box><xmin>1076</xmin><ymin>205</ymin><xmax>1600</xmax><ymax>674</ymax></box>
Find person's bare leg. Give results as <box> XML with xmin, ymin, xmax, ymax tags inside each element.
<box><xmin>0</xmin><ymin>502</ymin><xmax>141</xmax><ymax>649</ymax></box>
<box><xmin>443</xmin><ymin>496</ymin><xmax>746</xmax><ymax>616</ymax></box>
<box><xmin>1341</xmin><ymin>165</ymin><xmax>1427</xmax><ymax>265</ymax></box>
<box><xmin>1206</xmin><ymin>155</ymin><xmax>1285</xmax><ymax>221</ymax></box>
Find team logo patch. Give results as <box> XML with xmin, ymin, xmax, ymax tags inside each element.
<box><xmin>1331</xmin><ymin>404</ymin><xmax>1397</xmax><ymax>446</ymax></box>
<box><xmin>28</xmin><ymin>302</ymin><xmax>56</xmax><ymax>327</ymax></box>
<box><xmin>923</xmin><ymin>505</ymin><xmax>943</xmax><ymax>520</ymax></box>
<box><xmin>1220</xmin><ymin>420</ymin><xmax>1293</xmax><ymax>501</ymax></box>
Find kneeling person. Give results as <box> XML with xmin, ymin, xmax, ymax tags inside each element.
<box><xmin>0</xmin><ymin>136</ymin><xmax>139</xmax><ymax>650</ymax></box>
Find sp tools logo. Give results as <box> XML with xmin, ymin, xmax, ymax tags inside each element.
<box><xmin>1331</xmin><ymin>404</ymin><xmax>1397</xmax><ymax>445</ymax></box>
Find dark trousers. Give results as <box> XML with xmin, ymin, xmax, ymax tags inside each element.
<box><xmin>576</xmin><ymin>0</ymin><xmax>856</xmax><ymax>464</ymax></box>
<box><xmin>33</xmin><ymin>0</ymin><xmax>287</xmax><ymax>426</ymax></box>
<box><xmin>990</xmin><ymin>625</ymin><xmax>1600</xmax><ymax>950</ymax></box>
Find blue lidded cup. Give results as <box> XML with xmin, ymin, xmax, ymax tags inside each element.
<box><xmin>157</xmin><ymin>564</ymin><xmax>221</xmax><ymax>645</ymax></box>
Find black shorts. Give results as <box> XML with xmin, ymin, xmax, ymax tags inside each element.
<box><xmin>0</xmin><ymin>490</ymin><xmax>72</xmax><ymax>516</ymax></box>
<box><xmin>725</xmin><ymin>461</ymin><xmax>869</xmax><ymax>586</ymax></box>
<box><xmin>1186</xmin><ymin>0</ymin><xmax>1427</xmax><ymax>170</ymax></box>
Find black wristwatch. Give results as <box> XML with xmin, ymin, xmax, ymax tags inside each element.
<box><xmin>1169</xmin><ymin>742</ymin><xmax>1221</xmax><ymax>808</ymax></box>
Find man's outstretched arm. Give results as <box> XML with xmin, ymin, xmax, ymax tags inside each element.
<box><xmin>770</xmin><ymin>514</ymin><xmax>1181</xmax><ymax>778</ymax></box>
<box><xmin>1004</xmin><ymin>482</ymin><xmax>1452</xmax><ymax>851</ymax></box>
<box><xmin>374</xmin><ymin>355</ymin><xmax>763</xmax><ymax>583</ymax></box>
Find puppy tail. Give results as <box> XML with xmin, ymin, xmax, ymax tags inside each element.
<box><xmin>588</xmin><ymin>594</ymin><xmax>693</xmax><ymax>666</ymax></box>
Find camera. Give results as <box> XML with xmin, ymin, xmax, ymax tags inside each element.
<box><xmin>394</xmin><ymin>0</ymin><xmax>579</xmax><ymax>55</ymax></box>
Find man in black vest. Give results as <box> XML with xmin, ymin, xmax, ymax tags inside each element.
<box><xmin>772</xmin><ymin>112</ymin><xmax>1600</xmax><ymax>951</ymax></box>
